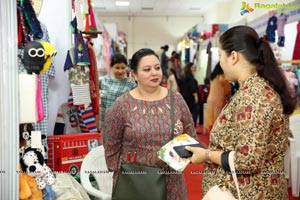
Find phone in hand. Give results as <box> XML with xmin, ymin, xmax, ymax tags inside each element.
<box><xmin>173</xmin><ymin>143</ymin><xmax>205</xmax><ymax>158</ymax></box>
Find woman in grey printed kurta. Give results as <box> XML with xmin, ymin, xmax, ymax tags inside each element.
<box><xmin>186</xmin><ymin>26</ymin><xmax>297</xmax><ymax>199</ymax></box>
<box><xmin>103</xmin><ymin>48</ymin><xmax>197</xmax><ymax>200</ymax></box>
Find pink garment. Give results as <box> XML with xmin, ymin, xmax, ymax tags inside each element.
<box><xmin>277</xmin><ymin>14</ymin><xmax>288</xmax><ymax>37</ymax></box>
<box><xmin>102</xmin><ymin>29</ymin><xmax>111</xmax><ymax>74</ymax></box>
<box><xmin>36</xmin><ymin>75</ymin><xmax>44</xmax><ymax>122</ymax></box>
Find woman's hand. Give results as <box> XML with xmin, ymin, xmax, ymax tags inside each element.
<box><xmin>185</xmin><ymin>146</ymin><xmax>206</xmax><ymax>164</ymax></box>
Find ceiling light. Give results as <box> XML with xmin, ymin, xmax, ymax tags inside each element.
<box><xmin>189</xmin><ymin>7</ymin><xmax>201</xmax><ymax>10</ymax></box>
<box><xmin>141</xmin><ymin>7</ymin><xmax>153</xmax><ymax>10</ymax></box>
<box><xmin>115</xmin><ymin>1</ymin><xmax>130</xmax><ymax>6</ymax></box>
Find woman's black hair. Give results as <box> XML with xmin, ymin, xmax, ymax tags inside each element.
<box><xmin>210</xmin><ymin>62</ymin><xmax>224</xmax><ymax>81</ymax></box>
<box><xmin>169</xmin><ymin>68</ymin><xmax>179</xmax><ymax>85</ymax></box>
<box><xmin>130</xmin><ymin>48</ymin><xmax>159</xmax><ymax>72</ymax></box>
<box><xmin>219</xmin><ymin>25</ymin><xmax>297</xmax><ymax>114</ymax></box>
<box><xmin>183</xmin><ymin>62</ymin><xmax>194</xmax><ymax>77</ymax></box>
<box><xmin>110</xmin><ymin>53</ymin><xmax>127</xmax><ymax>68</ymax></box>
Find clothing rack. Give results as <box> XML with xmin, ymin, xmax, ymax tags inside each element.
<box><xmin>280</xmin><ymin>60</ymin><xmax>300</xmax><ymax>68</ymax></box>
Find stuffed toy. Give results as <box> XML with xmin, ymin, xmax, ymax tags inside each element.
<box><xmin>20</xmin><ymin>147</ymin><xmax>55</xmax><ymax>190</ymax></box>
<box><xmin>19</xmin><ymin>165</ymin><xmax>43</xmax><ymax>200</ymax></box>
<box><xmin>19</xmin><ymin>123</ymin><xmax>46</xmax><ymax>158</ymax></box>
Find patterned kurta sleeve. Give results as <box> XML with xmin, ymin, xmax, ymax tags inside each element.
<box><xmin>233</xmin><ymin>85</ymin><xmax>280</xmax><ymax>173</ymax></box>
<box><xmin>174</xmin><ymin>92</ymin><xmax>197</xmax><ymax>139</ymax></box>
<box><xmin>102</xmin><ymin>97</ymin><xmax>125</xmax><ymax>172</ymax></box>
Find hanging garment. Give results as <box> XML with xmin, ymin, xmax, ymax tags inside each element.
<box><xmin>71</xmin><ymin>83</ymin><xmax>92</xmax><ymax>106</ymax></box>
<box><xmin>19</xmin><ymin>73</ymin><xmax>38</xmax><ymax>123</ymax></box>
<box><xmin>68</xmin><ymin>65</ymin><xmax>90</xmax><ymax>85</ymax></box>
<box><xmin>266</xmin><ymin>16</ymin><xmax>277</xmax><ymax>43</ymax></box>
<box><xmin>86</xmin><ymin>41</ymin><xmax>100</xmax><ymax>129</ymax></box>
<box><xmin>53</xmin><ymin>103</ymin><xmax>81</xmax><ymax>135</ymax></box>
<box><xmin>292</xmin><ymin>21</ymin><xmax>300</xmax><ymax>60</ymax></box>
<box><xmin>76</xmin><ymin>104</ymin><xmax>98</xmax><ymax>133</ymax></box>
<box><xmin>67</xmin><ymin>90</ymin><xmax>97</xmax><ymax>133</ymax></box>
<box><xmin>36</xmin><ymin>75</ymin><xmax>44</xmax><ymax>122</ymax></box>
<box><xmin>277</xmin><ymin>14</ymin><xmax>288</xmax><ymax>47</ymax></box>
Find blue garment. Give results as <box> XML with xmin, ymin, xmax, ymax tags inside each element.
<box><xmin>266</xmin><ymin>16</ymin><xmax>277</xmax><ymax>43</ymax></box>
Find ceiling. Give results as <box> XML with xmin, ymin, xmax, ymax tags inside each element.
<box><xmin>93</xmin><ymin>0</ymin><xmax>231</xmax><ymax>17</ymax></box>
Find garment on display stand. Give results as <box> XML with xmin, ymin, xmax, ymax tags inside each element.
<box><xmin>86</xmin><ymin>40</ymin><xmax>100</xmax><ymax>128</ymax></box>
<box><xmin>293</xmin><ymin>21</ymin><xmax>300</xmax><ymax>60</ymax></box>
<box><xmin>266</xmin><ymin>12</ymin><xmax>277</xmax><ymax>43</ymax></box>
<box><xmin>277</xmin><ymin>13</ymin><xmax>288</xmax><ymax>47</ymax></box>
<box><xmin>53</xmin><ymin>103</ymin><xmax>81</xmax><ymax>134</ymax></box>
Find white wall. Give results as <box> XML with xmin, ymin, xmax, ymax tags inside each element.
<box><xmin>279</xmin><ymin>21</ymin><xmax>298</xmax><ymax>61</ymax></box>
<box><xmin>97</xmin><ymin>15</ymin><xmax>203</xmax><ymax>57</ymax></box>
<box><xmin>38</xmin><ymin>0</ymin><xmax>71</xmax><ymax>136</ymax></box>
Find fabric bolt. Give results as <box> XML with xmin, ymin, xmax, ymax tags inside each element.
<box><xmin>202</xmin><ymin>74</ymin><xmax>290</xmax><ymax>199</ymax></box>
<box><xmin>18</xmin><ymin>22</ymin><xmax>56</xmax><ymax>159</ymax></box>
<box><xmin>103</xmin><ymin>91</ymin><xmax>197</xmax><ymax>200</ymax></box>
<box><xmin>99</xmin><ymin>76</ymin><xmax>136</xmax><ymax>128</ymax></box>
<box><xmin>71</xmin><ymin>83</ymin><xmax>91</xmax><ymax>106</ymax></box>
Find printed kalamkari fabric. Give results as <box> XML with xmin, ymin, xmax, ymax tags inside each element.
<box><xmin>203</xmin><ymin>74</ymin><xmax>290</xmax><ymax>199</ymax></box>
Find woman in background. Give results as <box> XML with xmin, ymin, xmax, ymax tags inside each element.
<box><xmin>167</xmin><ymin>68</ymin><xmax>179</xmax><ymax>92</ymax></box>
<box><xmin>204</xmin><ymin>62</ymin><xmax>232</xmax><ymax>133</ymax></box>
<box><xmin>99</xmin><ymin>53</ymin><xmax>136</xmax><ymax>129</ymax></box>
<box><xmin>180</xmin><ymin>62</ymin><xmax>200</xmax><ymax>127</ymax></box>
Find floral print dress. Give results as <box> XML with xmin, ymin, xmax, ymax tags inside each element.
<box><xmin>103</xmin><ymin>91</ymin><xmax>197</xmax><ymax>200</ymax></box>
<box><xmin>203</xmin><ymin>74</ymin><xmax>290</xmax><ymax>199</ymax></box>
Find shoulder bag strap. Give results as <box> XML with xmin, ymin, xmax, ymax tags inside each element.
<box><xmin>170</xmin><ymin>90</ymin><xmax>175</xmax><ymax>139</ymax></box>
<box><xmin>228</xmin><ymin>151</ymin><xmax>241</xmax><ymax>200</ymax></box>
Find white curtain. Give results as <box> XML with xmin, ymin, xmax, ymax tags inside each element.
<box><xmin>0</xmin><ymin>0</ymin><xmax>19</xmax><ymax>199</ymax></box>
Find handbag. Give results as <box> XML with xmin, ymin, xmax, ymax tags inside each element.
<box><xmin>112</xmin><ymin>91</ymin><xmax>175</xmax><ymax>200</ymax></box>
<box><xmin>112</xmin><ymin>163</ymin><xmax>167</xmax><ymax>200</ymax></box>
<box><xmin>202</xmin><ymin>151</ymin><xmax>241</xmax><ymax>200</ymax></box>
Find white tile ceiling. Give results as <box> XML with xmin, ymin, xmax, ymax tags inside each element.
<box><xmin>93</xmin><ymin>0</ymin><xmax>231</xmax><ymax>17</ymax></box>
